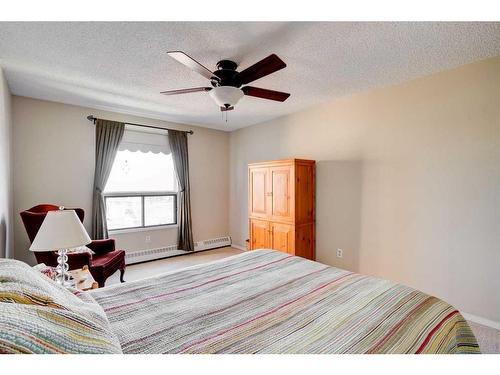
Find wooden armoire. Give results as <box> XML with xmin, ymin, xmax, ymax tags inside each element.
<box><xmin>248</xmin><ymin>159</ymin><xmax>315</xmax><ymax>260</ymax></box>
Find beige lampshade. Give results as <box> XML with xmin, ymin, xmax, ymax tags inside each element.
<box><xmin>29</xmin><ymin>210</ymin><xmax>91</xmax><ymax>251</ymax></box>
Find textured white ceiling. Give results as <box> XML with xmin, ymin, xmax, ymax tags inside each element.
<box><xmin>0</xmin><ymin>22</ymin><xmax>499</xmax><ymax>131</ymax></box>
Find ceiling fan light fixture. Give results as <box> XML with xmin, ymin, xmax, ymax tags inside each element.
<box><xmin>209</xmin><ymin>86</ymin><xmax>244</xmax><ymax>108</ymax></box>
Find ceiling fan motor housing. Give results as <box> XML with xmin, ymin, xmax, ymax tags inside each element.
<box><xmin>216</xmin><ymin>60</ymin><xmax>238</xmax><ymax>70</ymax></box>
<box><xmin>212</xmin><ymin>59</ymin><xmax>240</xmax><ymax>87</ymax></box>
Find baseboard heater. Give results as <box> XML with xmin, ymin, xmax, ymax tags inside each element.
<box><xmin>124</xmin><ymin>236</ymin><xmax>232</xmax><ymax>265</ymax></box>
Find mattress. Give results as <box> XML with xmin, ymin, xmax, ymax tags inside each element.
<box><xmin>90</xmin><ymin>250</ymin><xmax>479</xmax><ymax>354</ymax></box>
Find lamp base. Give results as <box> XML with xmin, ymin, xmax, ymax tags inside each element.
<box><xmin>55</xmin><ymin>275</ymin><xmax>75</xmax><ymax>287</ymax></box>
<box><xmin>55</xmin><ymin>249</ymin><xmax>74</xmax><ymax>287</ymax></box>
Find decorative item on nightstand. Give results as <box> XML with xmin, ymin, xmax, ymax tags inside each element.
<box><xmin>69</xmin><ymin>265</ymin><xmax>99</xmax><ymax>291</ymax></box>
<box><xmin>29</xmin><ymin>208</ymin><xmax>92</xmax><ymax>287</ymax></box>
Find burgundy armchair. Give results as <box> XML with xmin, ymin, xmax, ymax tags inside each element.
<box><xmin>20</xmin><ymin>204</ymin><xmax>125</xmax><ymax>287</ymax></box>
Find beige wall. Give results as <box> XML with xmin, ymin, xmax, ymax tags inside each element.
<box><xmin>0</xmin><ymin>67</ymin><xmax>13</xmax><ymax>259</ymax></box>
<box><xmin>8</xmin><ymin>56</ymin><xmax>500</xmax><ymax>323</ymax></box>
<box><xmin>12</xmin><ymin>97</ymin><xmax>229</xmax><ymax>264</ymax></box>
<box><xmin>229</xmin><ymin>56</ymin><xmax>500</xmax><ymax>323</ymax></box>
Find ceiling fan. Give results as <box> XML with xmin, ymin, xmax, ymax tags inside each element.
<box><xmin>161</xmin><ymin>51</ymin><xmax>290</xmax><ymax>112</ymax></box>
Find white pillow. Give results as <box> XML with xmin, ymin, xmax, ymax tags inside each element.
<box><xmin>66</xmin><ymin>245</ymin><xmax>95</xmax><ymax>255</ymax></box>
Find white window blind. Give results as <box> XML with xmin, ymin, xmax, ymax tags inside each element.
<box><xmin>104</xmin><ymin>125</ymin><xmax>177</xmax><ymax>193</ymax></box>
<box><xmin>118</xmin><ymin>125</ymin><xmax>171</xmax><ymax>154</ymax></box>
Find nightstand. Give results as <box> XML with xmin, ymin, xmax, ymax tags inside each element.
<box><xmin>68</xmin><ymin>265</ymin><xmax>99</xmax><ymax>291</ymax></box>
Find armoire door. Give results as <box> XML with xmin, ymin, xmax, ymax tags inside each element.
<box><xmin>270</xmin><ymin>222</ymin><xmax>294</xmax><ymax>254</ymax></box>
<box><xmin>269</xmin><ymin>165</ymin><xmax>293</xmax><ymax>222</ymax></box>
<box><xmin>249</xmin><ymin>219</ymin><xmax>270</xmax><ymax>250</ymax></box>
<box><xmin>294</xmin><ymin>223</ymin><xmax>314</xmax><ymax>260</ymax></box>
<box><xmin>248</xmin><ymin>167</ymin><xmax>269</xmax><ymax>219</ymax></box>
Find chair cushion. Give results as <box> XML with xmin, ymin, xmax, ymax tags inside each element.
<box><xmin>0</xmin><ymin>259</ymin><xmax>122</xmax><ymax>353</ymax></box>
<box><xmin>90</xmin><ymin>249</ymin><xmax>125</xmax><ymax>270</ymax></box>
<box><xmin>67</xmin><ymin>245</ymin><xmax>95</xmax><ymax>256</ymax></box>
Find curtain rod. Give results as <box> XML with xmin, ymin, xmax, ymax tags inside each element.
<box><xmin>86</xmin><ymin>115</ymin><xmax>194</xmax><ymax>135</ymax></box>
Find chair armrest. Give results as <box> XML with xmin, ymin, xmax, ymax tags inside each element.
<box><xmin>87</xmin><ymin>239</ymin><xmax>116</xmax><ymax>255</ymax></box>
<box><xmin>67</xmin><ymin>252</ymin><xmax>91</xmax><ymax>270</ymax></box>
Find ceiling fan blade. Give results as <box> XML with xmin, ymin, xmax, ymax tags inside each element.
<box><xmin>236</xmin><ymin>54</ymin><xmax>286</xmax><ymax>85</ymax></box>
<box><xmin>167</xmin><ymin>51</ymin><xmax>218</xmax><ymax>81</ymax></box>
<box><xmin>242</xmin><ymin>86</ymin><xmax>290</xmax><ymax>102</ymax></box>
<box><xmin>220</xmin><ymin>106</ymin><xmax>234</xmax><ymax>112</ymax></box>
<box><xmin>160</xmin><ymin>87</ymin><xmax>212</xmax><ymax>95</ymax></box>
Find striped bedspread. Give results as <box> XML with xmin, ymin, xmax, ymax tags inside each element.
<box><xmin>90</xmin><ymin>250</ymin><xmax>479</xmax><ymax>354</ymax></box>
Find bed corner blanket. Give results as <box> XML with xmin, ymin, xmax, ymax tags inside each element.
<box><xmin>90</xmin><ymin>250</ymin><xmax>479</xmax><ymax>354</ymax></box>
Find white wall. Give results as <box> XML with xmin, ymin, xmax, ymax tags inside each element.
<box><xmin>12</xmin><ymin>97</ymin><xmax>229</xmax><ymax>264</ymax></box>
<box><xmin>0</xmin><ymin>67</ymin><xmax>13</xmax><ymax>259</ymax></box>
<box><xmin>229</xmin><ymin>56</ymin><xmax>500</xmax><ymax>323</ymax></box>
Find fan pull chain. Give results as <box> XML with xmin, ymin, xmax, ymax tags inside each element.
<box><xmin>220</xmin><ymin>109</ymin><xmax>229</xmax><ymax>123</ymax></box>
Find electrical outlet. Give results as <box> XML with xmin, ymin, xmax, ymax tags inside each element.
<box><xmin>336</xmin><ymin>248</ymin><xmax>343</xmax><ymax>258</ymax></box>
<box><xmin>145</xmin><ymin>236</ymin><xmax>151</xmax><ymax>243</ymax></box>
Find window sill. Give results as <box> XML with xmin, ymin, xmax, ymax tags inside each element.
<box><xmin>109</xmin><ymin>224</ymin><xmax>178</xmax><ymax>235</ymax></box>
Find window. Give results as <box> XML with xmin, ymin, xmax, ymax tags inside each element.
<box><xmin>104</xmin><ymin>127</ymin><xmax>178</xmax><ymax>231</ymax></box>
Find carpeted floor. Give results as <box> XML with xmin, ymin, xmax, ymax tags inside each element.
<box><xmin>468</xmin><ymin>321</ymin><xmax>500</xmax><ymax>354</ymax></box>
<box><xmin>106</xmin><ymin>247</ymin><xmax>243</xmax><ymax>286</ymax></box>
<box><xmin>106</xmin><ymin>247</ymin><xmax>500</xmax><ymax>354</ymax></box>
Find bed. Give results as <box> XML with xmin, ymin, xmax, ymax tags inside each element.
<box><xmin>88</xmin><ymin>250</ymin><xmax>479</xmax><ymax>354</ymax></box>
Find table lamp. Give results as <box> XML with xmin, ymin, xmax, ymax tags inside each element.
<box><xmin>30</xmin><ymin>209</ymin><xmax>91</xmax><ymax>286</ymax></box>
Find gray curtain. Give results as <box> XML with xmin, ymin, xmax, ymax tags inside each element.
<box><xmin>92</xmin><ymin>119</ymin><xmax>125</xmax><ymax>239</ymax></box>
<box><xmin>168</xmin><ymin>130</ymin><xmax>194</xmax><ymax>251</ymax></box>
